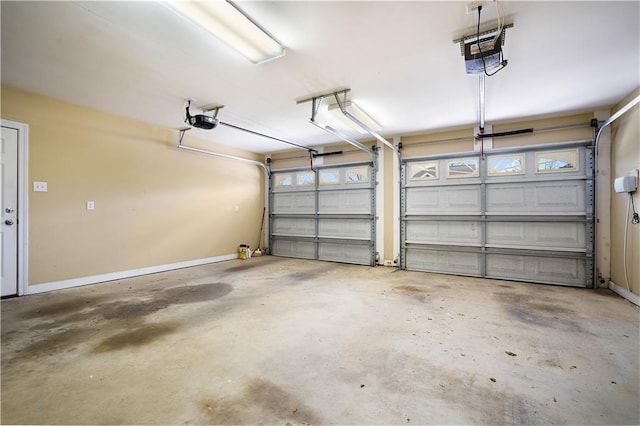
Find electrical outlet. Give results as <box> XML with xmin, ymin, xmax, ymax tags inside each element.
<box><xmin>87</xmin><ymin>201</ymin><xmax>95</xmax><ymax>210</ymax></box>
<box><xmin>33</xmin><ymin>181</ymin><xmax>47</xmax><ymax>192</ymax></box>
<box><xmin>466</xmin><ymin>0</ymin><xmax>484</xmax><ymax>14</ymax></box>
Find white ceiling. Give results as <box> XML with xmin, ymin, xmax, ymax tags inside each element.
<box><xmin>2</xmin><ymin>1</ymin><xmax>639</xmax><ymax>153</ymax></box>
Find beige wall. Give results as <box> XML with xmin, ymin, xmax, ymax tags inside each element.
<box><xmin>383</xmin><ymin>143</ymin><xmax>395</xmax><ymax>262</ymax></box>
<box><xmin>401</xmin><ymin>127</ymin><xmax>474</xmax><ymax>158</ymax></box>
<box><xmin>610</xmin><ymin>89</ymin><xmax>640</xmax><ymax>295</ymax></box>
<box><xmin>492</xmin><ymin>112</ymin><xmax>594</xmax><ymax>148</ymax></box>
<box><xmin>269</xmin><ymin>141</ymin><xmax>373</xmax><ymax>171</ymax></box>
<box><xmin>1</xmin><ymin>86</ymin><xmax>264</xmax><ymax>286</ymax></box>
<box><xmin>399</xmin><ymin>113</ymin><xmax>594</xmax><ymax>157</ymax></box>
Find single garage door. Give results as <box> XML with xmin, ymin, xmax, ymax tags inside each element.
<box><xmin>270</xmin><ymin>162</ymin><xmax>376</xmax><ymax>266</ymax></box>
<box><xmin>401</xmin><ymin>141</ymin><xmax>594</xmax><ymax>287</ymax></box>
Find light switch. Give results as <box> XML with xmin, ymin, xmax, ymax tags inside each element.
<box><xmin>33</xmin><ymin>181</ymin><xmax>47</xmax><ymax>192</ymax></box>
<box><xmin>87</xmin><ymin>201</ymin><xmax>95</xmax><ymax>210</ymax></box>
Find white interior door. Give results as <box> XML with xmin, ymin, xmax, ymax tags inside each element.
<box><xmin>1</xmin><ymin>126</ymin><xmax>19</xmax><ymax>297</ymax></box>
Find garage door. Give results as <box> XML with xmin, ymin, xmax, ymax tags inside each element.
<box><xmin>270</xmin><ymin>162</ymin><xmax>376</xmax><ymax>266</ymax></box>
<box><xmin>401</xmin><ymin>141</ymin><xmax>594</xmax><ymax>287</ymax></box>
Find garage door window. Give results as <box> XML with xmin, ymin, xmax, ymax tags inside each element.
<box><xmin>488</xmin><ymin>154</ymin><xmax>525</xmax><ymax>176</ymax></box>
<box><xmin>346</xmin><ymin>166</ymin><xmax>369</xmax><ymax>184</ymax></box>
<box><xmin>446</xmin><ymin>158</ymin><xmax>479</xmax><ymax>178</ymax></box>
<box><xmin>409</xmin><ymin>161</ymin><xmax>438</xmax><ymax>181</ymax></box>
<box><xmin>319</xmin><ymin>169</ymin><xmax>340</xmax><ymax>185</ymax></box>
<box><xmin>275</xmin><ymin>173</ymin><xmax>293</xmax><ymax>187</ymax></box>
<box><xmin>297</xmin><ymin>171</ymin><xmax>315</xmax><ymax>186</ymax></box>
<box><xmin>535</xmin><ymin>149</ymin><xmax>579</xmax><ymax>173</ymax></box>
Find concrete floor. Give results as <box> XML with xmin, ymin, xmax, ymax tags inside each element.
<box><xmin>1</xmin><ymin>256</ymin><xmax>638</xmax><ymax>425</ymax></box>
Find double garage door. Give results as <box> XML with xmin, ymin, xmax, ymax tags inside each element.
<box><xmin>270</xmin><ymin>162</ymin><xmax>376</xmax><ymax>266</ymax></box>
<box><xmin>269</xmin><ymin>141</ymin><xmax>594</xmax><ymax>287</ymax></box>
<box><xmin>401</xmin><ymin>141</ymin><xmax>594</xmax><ymax>287</ymax></box>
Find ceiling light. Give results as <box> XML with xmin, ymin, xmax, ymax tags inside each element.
<box><xmin>327</xmin><ymin>101</ymin><xmax>382</xmax><ymax>134</ymax></box>
<box><xmin>309</xmin><ymin>120</ymin><xmax>374</xmax><ymax>154</ymax></box>
<box><xmin>167</xmin><ymin>0</ymin><xmax>285</xmax><ymax>64</ymax></box>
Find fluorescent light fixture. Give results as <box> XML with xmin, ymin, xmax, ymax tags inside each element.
<box><xmin>309</xmin><ymin>120</ymin><xmax>374</xmax><ymax>154</ymax></box>
<box><xmin>167</xmin><ymin>0</ymin><xmax>285</xmax><ymax>64</ymax></box>
<box><xmin>327</xmin><ymin>101</ymin><xmax>382</xmax><ymax>134</ymax></box>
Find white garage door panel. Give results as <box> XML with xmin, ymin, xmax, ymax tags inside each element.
<box><xmin>318</xmin><ymin>219</ymin><xmax>371</xmax><ymax>239</ymax></box>
<box><xmin>401</xmin><ymin>142</ymin><xmax>593</xmax><ymax>287</ymax></box>
<box><xmin>272</xmin><ymin>217</ymin><xmax>315</xmax><ymax>237</ymax></box>
<box><xmin>486</xmin><ymin>181</ymin><xmax>585</xmax><ymax>213</ymax></box>
<box><xmin>318</xmin><ymin>243</ymin><xmax>371</xmax><ymax>264</ymax></box>
<box><xmin>406</xmin><ymin>186</ymin><xmax>481</xmax><ymax>215</ymax></box>
<box><xmin>486</xmin><ymin>254</ymin><xmax>586</xmax><ymax>286</ymax></box>
<box><xmin>406</xmin><ymin>248</ymin><xmax>482</xmax><ymax>275</ymax></box>
<box><xmin>486</xmin><ymin>222</ymin><xmax>586</xmax><ymax>249</ymax></box>
<box><xmin>270</xmin><ymin>163</ymin><xmax>375</xmax><ymax>266</ymax></box>
<box><xmin>272</xmin><ymin>239</ymin><xmax>315</xmax><ymax>259</ymax></box>
<box><xmin>405</xmin><ymin>221</ymin><xmax>481</xmax><ymax>245</ymax></box>
<box><xmin>273</xmin><ymin>192</ymin><xmax>315</xmax><ymax>214</ymax></box>
<box><xmin>319</xmin><ymin>190</ymin><xmax>371</xmax><ymax>214</ymax></box>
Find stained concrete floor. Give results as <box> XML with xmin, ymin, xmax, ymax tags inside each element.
<box><xmin>1</xmin><ymin>256</ymin><xmax>639</xmax><ymax>425</ymax></box>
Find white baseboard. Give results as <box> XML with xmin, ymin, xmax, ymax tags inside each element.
<box><xmin>608</xmin><ymin>281</ymin><xmax>640</xmax><ymax>307</ymax></box>
<box><xmin>26</xmin><ymin>254</ymin><xmax>238</xmax><ymax>295</ymax></box>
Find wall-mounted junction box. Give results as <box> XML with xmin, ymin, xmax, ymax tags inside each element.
<box><xmin>466</xmin><ymin>1</ymin><xmax>484</xmax><ymax>14</ymax></box>
<box><xmin>614</xmin><ymin>170</ymin><xmax>638</xmax><ymax>193</ymax></box>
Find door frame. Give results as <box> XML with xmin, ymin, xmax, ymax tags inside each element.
<box><xmin>1</xmin><ymin>119</ymin><xmax>29</xmax><ymax>296</ymax></box>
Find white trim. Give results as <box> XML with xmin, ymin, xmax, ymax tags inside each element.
<box><xmin>1</xmin><ymin>119</ymin><xmax>29</xmax><ymax>297</ymax></box>
<box><xmin>26</xmin><ymin>254</ymin><xmax>238</xmax><ymax>295</ymax></box>
<box><xmin>393</xmin><ymin>136</ymin><xmax>401</xmax><ymax>263</ymax></box>
<box><xmin>595</xmin><ymin>110</ymin><xmax>612</xmax><ymax>283</ymax></box>
<box><xmin>608</xmin><ymin>280</ymin><xmax>640</xmax><ymax>307</ymax></box>
<box><xmin>375</xmin><ymin>141</ymin><xmax>385</xmax><ymax>264</ymax></box>
<box><xmin>263</xmin><ymin>169</ymin><xmax>269</xmax><ymax>252</ymax></box>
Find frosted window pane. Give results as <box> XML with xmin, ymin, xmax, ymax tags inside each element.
<box><xmin>409</xmin><ymin>162</ymin><xmax>438</xmax><ymax>181</ymax></box>
<box><xmin>447</xmin><ymin>158</ymin><xmax>479</xmax><ymax>178</ymax></box>
<box><xmin>296</xmin><ymin>171</ymin><xmax>315</xmax><ymax>186</ymax></box>
<box><xmin>488</xmin><ymin>155</ymin><xmax>525</xmax><ymax>176</ymax></box>
<box><xmin>346</xmin><ymin>166</ymin><xmax>369</xmax><ymax>184</ymax></box>
<box><xmin>275</xmin><ymin>174</ymin><xmax>292</xmax><ymax>187</ymax></box>
<box><xmin>535</xmin><ymin>149</ymin><xmax>579</xmax><ymax>173</ymax></box>
<box><xmin>319</xmin><ymin>169</ymin><xmax>340</xmax><ymax>185</ymax></box>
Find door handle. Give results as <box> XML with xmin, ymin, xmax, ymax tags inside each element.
<box><xmin>5</xmin><ymin>219</ymin><xmax>14</xmax><ymax>226</ymax></box>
